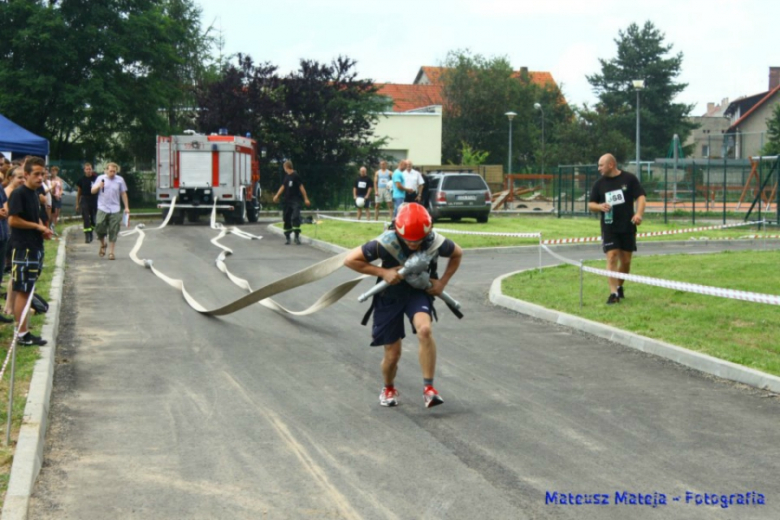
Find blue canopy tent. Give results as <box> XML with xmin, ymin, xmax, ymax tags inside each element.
<box><xmin>0</xmin><ymin>114</ymin><xmax>49</xmax><ymax>158</ymax></box>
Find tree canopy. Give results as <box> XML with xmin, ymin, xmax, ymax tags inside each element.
<box><xmin>0</xmin><ymin>0</ymin><xmax>213</xmax><ymax>164</ymax></box>
<box><xmin>439</xmin><ymin>50</ymin><xmax>571</xmax><ymax>172</ymax></box>
<box><xmin>195</xmin><ymin>55</ymin><xmax>387</xmax><ymax>204</ymax></box>
<box><xmin>587</xmin><ymin>21</ymin><xmax>695</xmax><ymax>162</ymax></box>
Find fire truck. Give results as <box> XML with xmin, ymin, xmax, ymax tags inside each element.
<box><xmin>156</xmin><ymin>133</ymin><xmax>261</xmax><ymax>224</ymax></box>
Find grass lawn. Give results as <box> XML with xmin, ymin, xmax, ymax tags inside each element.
<box><xmin>0</xmin><ymin>227</ymin><xmax>62</xmax><ymax>507</ymax></box>
<box><xmin>295</xmin><ymin>214</ymin><xmax>773</xmax><ymax>249</ymax></box>
<box><xmin>502</xmin><ymin>250</ymin><xmax>780</xmax><ymax>377</ymax></box>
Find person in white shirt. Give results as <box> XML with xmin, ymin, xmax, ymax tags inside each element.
<box><xmin>402</xmin><ymin>160</ymin><xmax>425</xmax><ymax>203</ymax></box>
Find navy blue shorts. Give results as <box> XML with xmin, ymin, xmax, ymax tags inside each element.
<box><xmin>370</xmin><ymin>290</ymin><xmax>434</xmax><ymax>347</ymax></box>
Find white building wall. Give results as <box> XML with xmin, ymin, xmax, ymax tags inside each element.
<box><xmin>373</xmin><ymin>107</ymin><xmax>442</xmax><ymax>165</ymax></box>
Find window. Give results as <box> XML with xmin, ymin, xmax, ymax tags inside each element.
<box><xmin>702</xmin><ymin>144</ymin><xmax>710</xmax><ymax>158</ymax></box>
<box><xmin>442</xmin><ymin>175</ymin><xmax>488</xmax><ymax>190</ymax></box>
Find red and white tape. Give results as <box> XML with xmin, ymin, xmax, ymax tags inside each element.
<box><xmin>435</xmin><ymin>228</ymin><xmax>542</xmax><ymax>239</ymax></box>
<box><xmin>540</xmin><ymin>244</ymin><xmax>780</xmax><ymax>306</ymax></box>
<box><xmin>317</xmin><ymin>214</ymin><xmax>388</xmax><ymax>224</ymax></box>
<box><xmin>540</xmin><ymin>221</ymin><xmax>764</xmax><ymax>245</ymax></box>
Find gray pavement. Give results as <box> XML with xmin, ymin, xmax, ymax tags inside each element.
<box><xmin>18</xmin><ymin>223</ymin><xmax>780</xmax><ymax>519</ymax></box>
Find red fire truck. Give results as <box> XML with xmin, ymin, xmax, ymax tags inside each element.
<box><xmin>156</xmin><ymin>133</ymin><xmax>261</xmax><ymax>224</ymax></box>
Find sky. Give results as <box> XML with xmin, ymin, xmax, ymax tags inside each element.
<box><xmin>196</xmin><ymin>0</ymin><xmax>777</xmax><ymax>115</ymax></box>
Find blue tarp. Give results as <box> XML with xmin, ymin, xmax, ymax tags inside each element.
<box><xmin>0</xmin><ymin>114</ymin><xmax>49</xmax><ymax>157</ymax></box>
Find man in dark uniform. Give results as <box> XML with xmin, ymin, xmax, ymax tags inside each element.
<box><xmin>352</xmin><ymin>166</ymin><xmax>373</xmax><ymax>221</ymax></box>
<box><xmin>588</xmin><ymin>153</ymin><xmax>646</xmax><ymax>304</ymax></box>
<box><xmin>75</xmin><ymin>162</ymin><xmax>98</xmax><ymax>243</ymax></box>
<box><xmin>272</xmin><ymin>160</ymin><xmax>311</xmax><ymax>245</ymax></box>
<box><xmin>344</xmin><ymin>203</ymin><xmax>463</xmax><ymax>408</ymax></box>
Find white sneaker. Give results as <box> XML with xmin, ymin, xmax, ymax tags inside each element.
<box><xmin>379</xmin><ymin>387</ymin><xmax>399</xmax><ymax>407</ymax></box>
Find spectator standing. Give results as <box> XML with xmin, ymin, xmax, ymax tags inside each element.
<box><xmin>587</xmin><ymin>153</ymin><xmax>646</xmax><ymax>304</ymax></box>
<box><xmin>92</xmin><ymin>162</ymin><xmax>130</xmax><ymax>261</ymax></box>
<box><xmin>50</xmin><ymin>166</ymin><xmax>63</xmax><ymax>230</ymax></box>
<box><xmin>8</xmin><ymin>157</ymin><xmax>53</xmax><ymax>346</ymax></box>
<box><xmin>391</xmin><ymin>160</ymin><xmax>407</xmax><ymax>218</ymax></box>
<box><xmin>0</xmin><ymin>169</ymin><xmax>12</xmax><ymax>323</ymax></box>
<box><xmin>4</xmin><ymin>167</ymin><xmax>25</xmax><ymax>317</ymax></box>
<box><xmin>76</xmin><ymin>162</ymin><xmax>98</xmax><ymax>243</ymax></box>
<box><xmin>272</xmin><ymin>160</ymin><xmax>311</xmax><ymax>245</ymax></box>
<box><xmin>403</xmin><ymin>160</ymin><xmax>425</xmax><ymax>203</ymax></box>
<box><xmin>374</xmin><ymin>160</ymin><xmax>393</xmax><ymax>221</ymax></box>
<box><xmin>352</xmin><ymin>166</ymin><xmax>373</xmax><ymax>221</ymax></box>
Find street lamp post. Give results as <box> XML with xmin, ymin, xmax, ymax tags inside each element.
<box><xmin>633</xmin><ymin>79</ymin><xmax>645</xmax><ymax>179</ymax></box>
<box><xmin>505</xmin><ymin>111</ymin><xmax>517</xmax><ymax>175</ymax></box>
<box><xmin>505</xmin><ymin>111</ymin><xmax>517</xmax><ymax>210</ymax></box>
<box><xmin>533</xmin><ymin>103</ymin><xmax>545</xmax><ymax>175</ymax></box>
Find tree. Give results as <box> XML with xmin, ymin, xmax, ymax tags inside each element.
<box><xmin>551</xmin><ymin>105</ymin><xmax>633</xmax><ymax>165</ymax></box>
<box><xmin>762</xmin><ymin>103</ymin><xmax>780</xmax><ymax>156</ymax></box>
<box><xmin>195</xmin><ymin>56</ymin><xmax>387</xmax><ymax>206</ymax></box>
<box><xmin>587</xmin><ymin>21</ymin><xmax>696</xmax><ymax>162</ymax></box>
<box><xmin>0</xmin><ymin>0</ymin><xmax>213</xmax><ymax>165</ymax></box>
<box><xmin>439</xmin><ymin>50</ymin><xmax>571</xmax><ymax>172</ymax></box>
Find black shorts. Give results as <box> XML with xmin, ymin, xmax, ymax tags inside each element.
<box><xmin>602</xmin><ymin>228</ymin><xmax>637</xmax><ymax>253</ymax></box>
<box><xmin>52</xmin><ymin>198</ymin><xmax>62</xmax><ymax>209</ymax></box>
<box><xmin>12</xmin><ymin>248</ymin><xmax>44</xmax><ymax>293</ymax></box>
<box><xmin>370</xmin><ymin>290</ymin><xmax>434</xmax><ymax>347</ymax></box>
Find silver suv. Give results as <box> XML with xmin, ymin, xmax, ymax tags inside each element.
<box><xmin>426</xmin><ymin>172</ymin><xmax>492</xmax><ymax>223</ymax></box>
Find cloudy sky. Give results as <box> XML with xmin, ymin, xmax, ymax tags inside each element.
<box><xmin>197</xmin><ymin>0</ymin><xmax>776</xmax><ymax>114</ymax></box>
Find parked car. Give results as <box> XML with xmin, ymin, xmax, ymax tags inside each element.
<box><xmin>59</xmin><ymin>179</ymin><xmax>78</xmax><ymax>216</ymax></box>
<box><xmin>425</xmin><ymin>172</ymin><xmax>492</xmax><ymax>223</ymax></box>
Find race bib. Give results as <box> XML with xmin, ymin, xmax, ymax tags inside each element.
<box><xmin>605</xmin><ymin>189</ymin><xmax>625</xmax><ymax>206</ymax></box>
<box><xmin>358</xmin><ymin>181</ymin><xmax>367</xmax><ymax>189</ymax></box>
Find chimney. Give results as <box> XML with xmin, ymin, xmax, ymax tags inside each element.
<box><xmin>707</xmin><ymin>102</ymin><xmax>715</xmax><ymax>115</ymax></box>
<box><xmin>769</xmin><ymin>67</ymin><xmax>780</xmax><ymax>90</ymax></box>
<box><xmin>520</xmin><ymin>66</ymin><xmax>529</xmax><ymax>81</ymax></box>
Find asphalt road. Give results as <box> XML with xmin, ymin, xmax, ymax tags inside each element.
<box><xmin>28</xmin><ymin>223</ymin><xmax>780</xmax><ymax>519</ymax></box>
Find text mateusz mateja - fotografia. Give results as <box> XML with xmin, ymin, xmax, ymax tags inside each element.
<box><xmin>545</xmin><ymin>490</ymin><xmax>765</xmax><ymax>509</ymax></box>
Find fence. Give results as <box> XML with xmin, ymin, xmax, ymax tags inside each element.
<box><xmin>554</xmin><ymin>157</ymin><xmax>780</xmax><ymax>225</ymax></box>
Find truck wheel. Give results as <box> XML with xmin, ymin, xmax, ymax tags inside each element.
<box><xmin>227</xmin><ymin>203</ymin><xmax>246</xmax><ymax>225</ymax></box>
<box><xmin>247</xmin><ymin>185</ymin><xmax>261</xmax><ymax>223</ymax></box>
<box><xmin>173</xmin><ymin>210</ymin><xmax>185</xmax><ymax>225</ymax></box>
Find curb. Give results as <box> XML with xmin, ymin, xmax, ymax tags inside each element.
<box><xmin>489</xmin><ymin>270</ymin><xmax>780</xmax><ymax>395</ymax></box>
<box><xmin>2</xmin><ymin>229</ymin><xmax>69</xmax><ymax>520</ymax></box>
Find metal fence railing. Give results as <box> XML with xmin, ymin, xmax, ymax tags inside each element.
<box><xmin>555</xmin><ymin>157</ymin><xmax>780</xmax><ymax>226</ymax></box>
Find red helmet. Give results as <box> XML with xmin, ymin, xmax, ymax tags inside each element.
<box><xmin>395</xmin><ymin>203</ymin><xmax>432</xmax><ymax>241</ymax></box>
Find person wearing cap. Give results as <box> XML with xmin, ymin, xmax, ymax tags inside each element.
<box><xmin>344</xmin><ymin>203</ymin><xmax>463</xmax><ymax>409</ymax></box>
<box><xmin>352</xmin><ymin>166</ymin><xmax>373</xmax><ymax>221</ymax></box>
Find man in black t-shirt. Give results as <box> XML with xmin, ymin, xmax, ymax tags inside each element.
<box><xmin>8</xmin><ymin>157</ymin><xmax>53</xmax><ymax>346</ymax></box>
<box><xmin>75</xmin><ymin>162</ymin><xmax>98</xmax><ymax>243</ymax></box>
<box><xmin>344</xmin><ymin>203</ymin><xmax>463</xmax><ymax>409</ymax></box>
<box><xmin>352</xmin><ymin>166</ymin><xmax>374</xmax><ymax>221</ymax></box>
<box><xmin>272</xmin><ymin>160</ymin><xmax>311</xmax><ymax>245</ymax></box>
<box><xmin>588</xmin><ymin>153</ymin><xmax>646</xmax><ymax>305</ymax></box>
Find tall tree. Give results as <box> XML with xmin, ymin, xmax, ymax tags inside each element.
<box><xmin>0</xmin><ymin>0</ymin><xmax>212</xmax><ymax>164</ymax></box>
<box><xmin>587</xmin><ymin>21</ymin><xmax>695</xmax><ymax>161</ymax></box>
<box><xmin>195</xmin><ymin>56</ymin><xmax>387</xmax><ymax>206</ymax></box>
<box><xmin>439</xmin><ymin>50</ymin><xmax>570</xmax><ymax>172</ymax></box>
<box><xmin>551</xmin><ymin>104</ymin><xmax>633</xmax><ymax>165</ymax></box>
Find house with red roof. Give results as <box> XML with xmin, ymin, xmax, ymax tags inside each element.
<box><xmin>722</xmin><ymin>67</ymin><xmax>780</xmax><ymax>158</ymax></box>
<box><xmin>371</xmin><ymin>66</ymin><xmax>559</xmax><ymax>165</ymax></box>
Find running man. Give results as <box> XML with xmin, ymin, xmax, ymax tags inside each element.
<box><xmin>344</xmin><ymin>203</ymin><xmax>463</xmax><ymax>408</ymax></box>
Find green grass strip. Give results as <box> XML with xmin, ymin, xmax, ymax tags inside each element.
<box><xmin>502</xmin><ymin>250</ymin><xmax>780</xmax><ymax>377</ymax></box>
